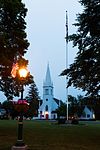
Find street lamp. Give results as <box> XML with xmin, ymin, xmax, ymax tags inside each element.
<box><xmin>12</xmin><ymin>67</ymin><xmax>28</xmax><ymax>150</ymax></box>
<box><xmin>18</xmin><ymin>68</ymin><xmax>28</xmax><ymax>100</ymax></box>
<box><xmin>19</xmin><ymin>68</ymin><xmax>28</xmax><ymax>78</ymax></box>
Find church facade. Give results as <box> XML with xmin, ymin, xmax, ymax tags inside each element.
<box><xmin>38</xmin><ymin>64</ymin><xmax>60</xmax><ymax>119</ymax></box>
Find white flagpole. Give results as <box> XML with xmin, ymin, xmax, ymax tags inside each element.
<box><xmin>65</xmin><ymin>10</ymin><xmax>69</xmax><ymax>121</ymax></box>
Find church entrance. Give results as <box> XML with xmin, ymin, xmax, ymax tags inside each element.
<box><xmin>45</xmin><ymin>114</ymin><xmax>49</xmax><ymax>120</ymax></box>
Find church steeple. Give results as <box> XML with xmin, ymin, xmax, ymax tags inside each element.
<box><xmin>44</xmin><ymin>63</ymin><xmax>53</xmax><ymax>87</ymax></box>
<box><xmin>39</xmin><ymin>63</ymin><xmax>59</xmax><ymax>120</ymax></box>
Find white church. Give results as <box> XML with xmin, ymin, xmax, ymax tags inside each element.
<box><xmin>38</xmin><ymin>64</ymin><xmax>61</xmax><ymax>120</ymax></box>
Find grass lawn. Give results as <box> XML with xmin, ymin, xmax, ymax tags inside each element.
<box><xmin>0</xmin><ymin>120</ymin><xmax>100</xmax><ymax>150</ymax></box>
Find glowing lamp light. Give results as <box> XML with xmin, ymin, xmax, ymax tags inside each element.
<box><xmin>19</xmin><ymin>68</ymin><xmax>28</xmax><ymax>78</ymax></box>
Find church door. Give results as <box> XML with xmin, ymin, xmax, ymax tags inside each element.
<box><xmin>46</xmin><ymin>114</ymin><xmax>49</xmax><ymax>120</ymax></box>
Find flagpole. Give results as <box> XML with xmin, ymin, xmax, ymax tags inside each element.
<box><xmin>65</xmin><ymin>10</ymin><xmax>69</xmax><ymax>121</ymax></box>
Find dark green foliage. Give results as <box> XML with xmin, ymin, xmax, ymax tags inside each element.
<box><xmin>26</xmin><ymin>81</ymin><xmax>40</xmax><ymax>117</ymax></box>
<box><xmin>0</xmin><ymin>0</ymin><xmax>31</xmax><ymax>100</ymax></box>
<box><xmin>0</xmin><ymin>77</ymin><xmax>15</xmax><ymax>100</ymax></box>
<box><xmin>58</xmin><ymin>117</ymin><xmax>66</xmax><ymax>124</ymax></box>
<box><xmin>56</xmin><ymin>102</ymin><xmax>67</xmax><ymax>118</ymax></box>
<box><xmin>61</xmin><ymin>0</ymin><xmax>100</xmax><ymax>97</ymax></box>
<box><xmin>71</xmin><ymin>118</ymin><xmax>79</xmax><ymax>124</ymax></box>
<box><xmin>56</xmin><ymin>94</ymin><xmax>100</xmax><ymax>120</ymax></box>
<box><xmin>0</xmin><ymin>0</ymin><xmax>29</xmax><ymax>67</ymax></box>
<box><xmin>1</xmin><ymin>100</ymin><xmax>17</xmax><ymax>119</ymax></box>
<box><xmin>56</xmin><ymin>95</ymin><xmax>83</xmax><ymax>118</ymax></box>
<box><xmin>68</xmin><ymin>95</ymin><xmax>80</xmax><ymax>117</ymax></box>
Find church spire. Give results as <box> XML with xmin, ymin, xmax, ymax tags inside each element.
<box><xmin>44</xmin><ymin>63</ymin><xmax>53</xmax><ymax>86</ymax></box>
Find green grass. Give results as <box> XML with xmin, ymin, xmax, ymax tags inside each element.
<box><xmin>0</xmin><ymin>120</ymin><xmax>100</xmax><ymax>150</ymax></box>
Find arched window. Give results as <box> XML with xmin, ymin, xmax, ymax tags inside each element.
<box><xmin>45</xmin><ymin>105</ymin><xmax>48</xmax><ymax>111</ymax></box>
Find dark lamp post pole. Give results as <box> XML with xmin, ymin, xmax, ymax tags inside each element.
<box><xmin>12</xmin><ymin>68</ymin><xmax>28</xmax><ymax>150</ymax></box>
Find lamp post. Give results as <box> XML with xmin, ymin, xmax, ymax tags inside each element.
<box><xmin>12</xmin><ymin>68</ymin><xmax>28</xmax><ymax>150</ymax></box>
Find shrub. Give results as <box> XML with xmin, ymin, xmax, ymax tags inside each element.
<box><xmin>71</xmin><ymin>119</ymin><xmax>79</xmax><ymax>124</ymax></box>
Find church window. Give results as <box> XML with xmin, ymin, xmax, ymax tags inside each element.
<box><xmin>40</xmin><ymin>111</ymin><xmax>42</xmax><ymax>114</ymax></box>
<box><xmin>87</xmin><ymin>114</ymin><xmax>90</xmax><ymax>118</ymax></box>
<box><xmin>45</xmin><ymin>105</ymin><xmax>48</xmax><ymax>111</ymax></box>
<box><xmin>45</xmin><ymin>89</ymin><xmax>49</xmax><ymax>95</ymax></box>
<box><xmin>51</xmin><ymin>89</ymin><xmax>53</xmax><ymax>95</ymax></box>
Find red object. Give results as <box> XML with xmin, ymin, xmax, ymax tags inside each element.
<box><xmin>14</xmin><ymin>99</ymin><xmax>29</xmax><ymax>113</ymax></box>
<box><xmin>17</xmin><ymin>99</ymin><xmax>28</xmax><ymax>105</ymax></box>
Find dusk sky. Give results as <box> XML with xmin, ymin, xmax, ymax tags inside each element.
<box><xmin>0</xmin><ymin>0</ymin><xmax>85</xmax><ymax>102</ymax></box>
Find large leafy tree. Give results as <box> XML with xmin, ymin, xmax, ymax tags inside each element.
<box><xmin>61</xmin><ymin>0</ymin><xmax>100</xmax><ymax>97</ymax></box>
<box><xmin>0</xmin><ymin>0</ymin><xmax>30</xmax><ymax>100</ymax></box>
<box><xmin>26</xmin><ymin>81</ymin><xmax>40</xmax><ymax>117</ymax></box>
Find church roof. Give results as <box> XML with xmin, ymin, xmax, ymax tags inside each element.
<box><xmin>53</xmin><ymin>98</ymin><xmax>59</xmax><ymax>105</ymax></box>
<box><xmin>43</xmin><ymin>63</ymin><xmax>53</xmax><ymax>86</ymax></box>
<box><xmin>53</xmin><ymin>98</ymin><xmax>62</xmax><ymax>105</ymax></box>
<box><xmin>39</xmin><ymin>98</ymin><xmax>61</xmax><ymax>106</ymax></box>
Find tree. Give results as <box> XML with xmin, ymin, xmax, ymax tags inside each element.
<box><xmin>0</xmin><ymin>0</ymin><xmax>29</xmax><ymax>66</ymax></box>
<box><xmin>56</xmin><ymin>102</ymin><xmax>66</xmax><ymax>118</ymax></box>
<box><xmin>56</xmin><ymin>95</ymin><xmax>81</xmax><ymax>118</ymax></box>
<box><xmin>68</xmin><ymin>95</ymin><xmax>79</xmax><ymax>117</ymax></box>
<box><xmin>0</xmin><ymin>0</ymin><xmax>30</xmax><ymax>99</ymax></box>
<box><xmin>26</xmin><ymin>81</ymin><xmax>40</xmax><ymax>118</ymax></box>
<box><xmin>61</xmin><ymin>0</ymin><xmax>100</xmax><ymax>97</ymax></box>
<box><xmin>2</xmin><ymin>100</ymin><xmax>13</xmax><ymax>112</ymax></box>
